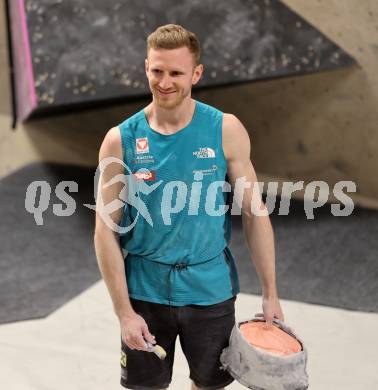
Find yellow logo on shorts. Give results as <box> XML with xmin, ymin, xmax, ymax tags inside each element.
<box><xmin>120</xmin><ymin>351</ymin><xmax>127</xmax><ymax>367</ymax></box>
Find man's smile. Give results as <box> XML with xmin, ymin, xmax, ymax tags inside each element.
<box><xmin>157</xmin><ymin>88</ymin><xmax>176</xmax><ymax>95</ymax></box>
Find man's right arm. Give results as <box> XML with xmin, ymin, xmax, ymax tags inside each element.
<box><xmin>94</xmin><ymin>127</ymin><xmax>155</xmax><ymax>351</ymax></box>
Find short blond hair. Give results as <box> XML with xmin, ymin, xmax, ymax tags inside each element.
<box><xmin>147</xmin><ymin>24</ymin><xmax>201</xmax><ymax>65</ymax></box>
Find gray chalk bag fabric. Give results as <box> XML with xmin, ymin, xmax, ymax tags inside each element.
<box><xmin>220</xmin><ymin>314</ymin><xmax>309</xmax><ymax>390</ymax></box>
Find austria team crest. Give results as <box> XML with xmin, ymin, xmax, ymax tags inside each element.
<box><xmin>136</xmin><ymin>137</ymin><xmax>149</xmax><ymax>154</ymax></box>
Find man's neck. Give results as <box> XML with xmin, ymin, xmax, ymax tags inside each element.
<box><xmin>145</xmin><ymin>97</ymin><xmax>196</xmax><ymax>135</ymax></box>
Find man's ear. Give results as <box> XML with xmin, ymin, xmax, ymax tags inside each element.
<box><xmin>145</xmin><ymin>58</ymin><xmax>149</xmax><ymax>76</ymax></box>
<box><xmin>192</xmin><ymin>64</ymin><xmax>204</xmax><ymax>85</ymax></box>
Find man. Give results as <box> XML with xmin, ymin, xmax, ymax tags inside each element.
<box><xmin>94</xmin><ymin>24</ymin><xmax>284</xmax><ymax>390</ymax></box>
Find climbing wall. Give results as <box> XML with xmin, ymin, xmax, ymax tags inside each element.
<box><xmin>8</xmin><ymin>0</ymin><xmax>355</xmax><ymax>120</ymax></box>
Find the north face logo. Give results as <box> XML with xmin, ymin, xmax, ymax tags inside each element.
<box><xmin>136</xmin><ymin>138</ymin><xmax>149</xmax><ymax>153</ymax></box>
<box><xmin>193</xmin><ymin>147</ymin><xmax>216</xmax><ymax>159</ymax></box>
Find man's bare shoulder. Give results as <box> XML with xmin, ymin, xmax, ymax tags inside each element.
<box><xmin>222</xmin><ymin>113</ymin><xmax>251</xmax><ymax>160</ymax></box>
<box><xmin>100</xmin><ymin>126</ymin><xmax>122</xmax><ymax>158</ymax></box>
<box><xmin>223</xmin><ymin>113</ymin><xmax>249</xmax><ymax>136</ymax></box>
<box><xmin>222</xmin><ymin>113</ymin><xmax>240</xmax><ymax>127</ymax></box>
<box><xmin>99</xmin><ymin>126</ymin><xmax>123</xmax><ymax>161</ymax></box>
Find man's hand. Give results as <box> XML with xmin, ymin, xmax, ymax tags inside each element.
<box><xmin>262</xmin><ymin>295</ymin><xmax>284</xmax><ymax>327</ymax></box>
<box><xmin>121</xmin><ymin>312</ymin><xmax>156</xmax><ymax>351</ymax></box>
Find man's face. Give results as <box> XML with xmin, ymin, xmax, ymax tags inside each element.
<box><xmin>145</xmin><ymin>46</ymin><xmax>203</xmax><ymax>109</ymax></box>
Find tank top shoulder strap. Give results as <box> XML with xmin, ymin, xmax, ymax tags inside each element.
<box><xmin>117</xmin><ymin>110</ymin><xmax>146</xmax><ymax>168</ymax></box>
<box><xmin>195</xmin><ymin>100</ymin><xmax>226</xmax><ymax>166</ymax></box>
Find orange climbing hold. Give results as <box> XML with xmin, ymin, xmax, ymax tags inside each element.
<box><xmin>240</xmin><ymin>321</ymin><xmax>302</xmax><ymax>356</ymax></box>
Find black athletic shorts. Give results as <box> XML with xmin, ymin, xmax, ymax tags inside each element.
<box><xmin>120</xmin><ymin>295</ymin><xmax>237</xmax><ymax>390</ymax></box>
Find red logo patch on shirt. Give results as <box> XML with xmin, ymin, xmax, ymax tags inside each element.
<box><xmin>133</xmin><ymin>170</ymin><xmax>156</xmax><ymax>181</ymax></box>
<box><xmin>136</xmin><ymin>137</ymin><xmax>149</xmax><ymax>153</ymax></box>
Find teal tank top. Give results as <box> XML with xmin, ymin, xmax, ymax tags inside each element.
<box><xmin>117</xmin><ymin>99</ymin><xmax>240</xmax><ymax>306</ymax></box>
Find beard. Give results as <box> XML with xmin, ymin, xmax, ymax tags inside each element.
<box><xmin>151</xmin><ymin>85</ymin><xmax>191</xmax><ymax>110</ymax></box>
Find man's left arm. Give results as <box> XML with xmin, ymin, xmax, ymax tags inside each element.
<box><xmin>222</xmin><ymin>113</ymin><xmax>284</xmax><ymax>324</ymax></box>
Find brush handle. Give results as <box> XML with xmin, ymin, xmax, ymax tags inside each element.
<box><xmin>146</xmin><ymin>341</ymin><xmax>167</xmax><ymax>360</ymax></box>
